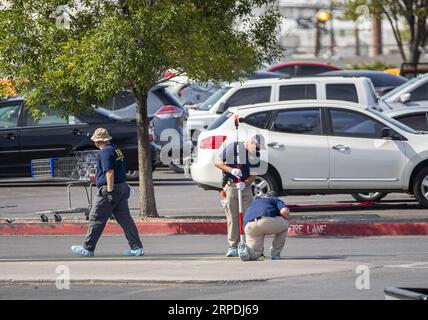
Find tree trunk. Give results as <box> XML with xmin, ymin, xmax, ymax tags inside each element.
<box><xmin>371</xmin><ymin>15</ymin><xmax>382</xmax><ymax>57</ymax></box>
<box><xmin>355</xmin><ymin>24</ymin><xmax>360</xmax><ymax>56</ymax></box>
<box><xmin>410</xmin><ymin>44</ymin><xmax>422</xmax><ymax>64</ymax></box>
<box><xmin>382</xmin><ymin>11</ymin><xmax>407</xmax><ymax>62</ymax></box>
<box><xmin>329</xmin><ymin>19</ymin><xmax>336</xmax><ymax>57</ymax></box>
<box><xmin>135</xmin><ymin>93</ymin><xmax>158</xmax><ymax>217</ymax></box>
<box><xmin>315</xmin><ymin>21</ymin><xmax>321</xmax><ymax>57</ymax></box>
<box><xmin>408</xmin><ymin>18</ymin><xmax>426</xmax><ymax>64</ymax></box>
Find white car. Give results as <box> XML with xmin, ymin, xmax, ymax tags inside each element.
<box><xmin>379</xmin><ymin>74</ymin><xmax>428</xmax><ymax>110</ymax></box>
<box><xmin>191</xmin><ymin>100</ymin><xmax>428</xmax><ymax>208</ymax></box>
<box><xmin>186</xmin><ymin>76</ymin><xmax>379</xmax><ymax>143</ymax></box>
<box><xmin>385</xmin><ymin>107</ymin><xmax>428</xmax><ymax>132</ymax></box>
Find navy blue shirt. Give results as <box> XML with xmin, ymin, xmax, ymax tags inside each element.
<box><xmin>95</xmin><ymin>144</ymin><xmax>127</xmax><ymax>188</ymax></box>
<box><xmin>244</xmin><ymin>197</ymin><xmax>287</xmax><ymax>226</ymax></box>
<box><xmin>220</xmin><ymin>142</ymin><xmax>259</xmax><ymax>182</ymax></box>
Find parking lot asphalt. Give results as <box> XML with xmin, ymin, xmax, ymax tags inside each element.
<box><xmin>0</xmin><ymin>235</ymin><xmax>427</xmax><ymax>300</ymax></box>
<box><xmin>0</xmin><ymin>167</ymin><xmax>427</xmax><ymax>221</ymax></box>
<box><xmin>1</xmin><ymin>170</ymin><xmax>427</xmax><ymax>299</ymax></box>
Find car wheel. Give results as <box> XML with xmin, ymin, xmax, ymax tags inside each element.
<box><xmin>190</xmin><ymin>130</ymin><xmax>201</xmax><ymax>147</ymax></box>
<box><xmin>413</xmin><ymin>167</ymin><xmax>428</xmax><ymax>209</ymax></box>
<box><xmin>252</xmin><ymin>171</ymin><xmax>280</xmax><ymax>197</ymax></box>
<box><xmin>126</xmin><ymin>164</ymin><xmax>157</xmax><ymax>180</ymax></box>
<box><xmin>126</xmin><ymin>170</ymin><xmax>139</xmax><ymax>180</ymax></box>
<box><xmin>168</xmin><ymin>159</ymin><xmax>185</xmax><ymax>174</ymax></box>
<box><xmin>351</xmin><ymin>192</ymin><xmax>388</xmax><ymax>203</ymax></box>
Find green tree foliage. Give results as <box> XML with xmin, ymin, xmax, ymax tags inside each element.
<box><xmin>370</xmin><ymin>0</ymin><xmax>428</xmax><ymax>64</ymax></box>
<box><xmin>0</xmin><ymin>0</ymin><xmax>281</xmax><ymax>216</ymax></box>
<box><xmin>339</xmin><ymin>0</ymin><xmax>428</xmax><ymax>63</ymax></box>
<box><xmin>336</xmin><ymin>0</ymin><xmax>368</xmax><ymax>56</ymax></box>
<box><xmin>346</xmin><ymin>60</ymin><xmax>397</xmax><ymax>70</ymax></box>
<box><xmin>337</xmin><ymin>0</ymin><xmax>368</xmax><ymax>22</ymax></box>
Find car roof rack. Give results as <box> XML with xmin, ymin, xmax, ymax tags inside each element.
<box><xmin>400</xmin><ymin>63</ymin><xmax>428</xmax><ymax>79</ymax></box>
<box><xmin>278</xmin><ymin>74</ymin><xmax>368</xmax><ymax>80</ymax></box>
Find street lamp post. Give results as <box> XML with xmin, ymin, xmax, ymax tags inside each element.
<box><xmin>315</xmin><ymin>9</ymin><xmax>331</xmax><ymax>57</ymax></box>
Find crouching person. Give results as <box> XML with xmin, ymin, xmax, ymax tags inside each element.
<box><xmin>240</xmin><ymin>191</ymin><xmax>289</xmax><ymax>261</ymax></box>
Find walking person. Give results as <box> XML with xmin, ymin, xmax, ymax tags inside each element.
<box><xmin>71</xmin><ymin>128</ymin><xmax>144</xmax><ymax>257</ymax></box>
<box><xmin>215</xmin><ymin>135</ymin><xmax>263</xmax><ymax>257</ymax></box>
<box><xmin>240</xmin><ymin>191</ymin><xmax>290</xmax><ymax>261</ymax></box>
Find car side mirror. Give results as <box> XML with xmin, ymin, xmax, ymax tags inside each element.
<box><xmin>399</xmin><ymin>93</ymin><xmax>411</xmax><ymax>104</ymax></box>
<box><xmin>381</xmin><ymin>127</ymin><xmax>402</xmax><ymax>140</ymax></box>
<box><xmin>217</xmin><ymin>102</ymin><xmax>228</xmax><ymax>114</ymax></box>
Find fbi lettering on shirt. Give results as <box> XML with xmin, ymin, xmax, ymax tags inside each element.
<box><xmin>115</xmin><ymin>149</ymin><xmax>124</xmax><ymax>161</ymax></box>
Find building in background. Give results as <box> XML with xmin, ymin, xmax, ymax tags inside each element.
<box><xmin>275</xmin><ymin>0</ymin><xmax>407</xmax><ymax>64</ymax></box>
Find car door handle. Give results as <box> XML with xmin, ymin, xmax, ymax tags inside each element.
<box><xmin>268</xmin><ymin>142</ymin><xmax>284</xmax><ymax>149</ymax></box>
<box><xmin>72</xmin><ymin>128</ymin><xmax>84</xmax><ymax>136</ymax></box>
<box><xmin>332</xmin><ymin>145</ymin><xmax>350</xmax><ymax>151</ymax></box>
<box><xmin>6</xmin><ymin>133</ymin><xmax>16</xmax><ymax>140</ymax></box>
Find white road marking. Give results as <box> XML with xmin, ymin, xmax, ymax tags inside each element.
<box><xmin>384</xmin><ymin>262</ymin><xmax>428</xmax><ymax>269</ymax></box>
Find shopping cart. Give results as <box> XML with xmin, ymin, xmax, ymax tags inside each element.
<box><xmin>31</xmin><ymin>151</ymin><xmax>99</xmax><ymax>222</ymax></box>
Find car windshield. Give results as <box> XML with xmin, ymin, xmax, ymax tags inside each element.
<box><xmin>208</xmin><ymin>111</ymin><xmax>233</xmax><ymax>130</ymax></box>
<box><xmin>96</xmin><ymin>107</ymin><xmax>127</xmax><ymax>121</ymax></box>
<box><xmin>367</xmin><ymin>80</ymin><xmax>379</xmax><ymax>101</ymax></box>
<box><xmin>368</xmin><ymin>108</ymin><xmax>418</xmax><ymax>134</ymax></box>
<box><xmin>198</xmin><ymin>87</ymin><xmax>230</xmax><ymax>111</ymax></box>
<box><xmin>380</xmin><ymin>77</ymin><xmax>419</xmax><ymax>100</ymax></box>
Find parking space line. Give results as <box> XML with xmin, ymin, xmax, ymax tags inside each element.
<box><xmin>384</xmin><ymin>262</ymin><xmax>428</xmax><ymax>269</ymax></box>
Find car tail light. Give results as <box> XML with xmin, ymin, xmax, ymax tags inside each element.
<box><xmin>154</xmin><ymin>105</ymin><xmax>183</xmax><ymax>119</ymax></box>
<box><xmin>163</xmin><ymin>71</ymin><xmax>176</xmax><ymax>79</ymax></box>
<box><xmin>200</xmin><ymin>136</ymin><xmax>227</xmax><ymax>149</ymax></box>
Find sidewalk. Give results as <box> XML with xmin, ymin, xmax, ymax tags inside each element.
<box><xmin>0</xmin><ymin>257</ymin><xmax>369</xmax><ymax>285</ymax></box>
<box><xmin>1</xmin><ymin>234</ymin><xmax>426</xmax><ymax>299</ymax></box>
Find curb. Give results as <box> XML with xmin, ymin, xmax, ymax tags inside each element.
<box><xmin>0</xmin><ymin>222</ymin><xmax>226</xmax><ymax>236</ymax></box>
<box><xmin>0</xmin><ymin>278</ymin><xmax>268</xmax><ymax>286</ymax></box>
<box><xmin>1</xmin><ymin>221</ymin><xmax>428</xmax><ymax>236</ymax></box>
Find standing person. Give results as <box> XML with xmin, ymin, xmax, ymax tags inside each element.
<box><xmin>215</xmin><ymin>135</ymin><xmax>263</xmax><ymax>257</ymax></box>
<box><xmin>240</xmin><ymin>191</ymin><xmax>289</xmax><ymax>261</ymax></box>
<box><xmin>71</xmin><ymin>128</ymin><xmax>144</xmax><ymax>257</ymax></box>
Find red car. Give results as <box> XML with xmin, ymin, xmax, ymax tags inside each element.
<box><xmin>267</xmin><ymin>61</ymin><xmax>342</xmax><ymax>76</ymax></box>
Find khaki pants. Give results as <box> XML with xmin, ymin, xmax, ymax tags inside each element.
<box><xmin>245</xmin><ymin>216</ymin><xmax>289</xmax><ymax>260</ymax></box>
<box><xmin>222</xmin><ymin>184</ymin><xmax>253</xmax><ymax>249</ymax></box>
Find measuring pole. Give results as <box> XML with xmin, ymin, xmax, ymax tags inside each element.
<box><xmin>234</xmin><ymin>114</ymin><xmax>245</xmax><ymax>244</ymax></box>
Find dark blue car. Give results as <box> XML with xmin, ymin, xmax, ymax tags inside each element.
<box><xmin>0</xmin><ymin>97</ymin><xmax>158</xmax><ymax>178</ymax></box>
